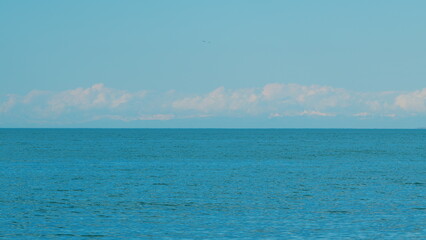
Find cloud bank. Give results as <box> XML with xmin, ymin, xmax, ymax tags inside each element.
<box><xmin>1</xmin><ymin>83</ymin><xmax>426</xmax><ymax>125</ymax></box>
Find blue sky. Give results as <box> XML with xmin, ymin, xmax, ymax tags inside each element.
<box><xmin>1</xmin><ymin>1</ymin><xmax>426</xmax><ymax>128</ymax></box>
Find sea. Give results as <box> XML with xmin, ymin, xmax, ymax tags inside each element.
<box><xmin>1</xmin><ymin>129</ymin><xmax>425</xmax><ymax>239</ymax></box>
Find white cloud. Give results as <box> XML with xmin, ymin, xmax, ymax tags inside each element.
<box><xmin>172</xmin><ymin>83</ymin><xmax>351</xmax><ymax>115</ymax></box>
<box><xmin>2</xmin><ymin>83</ymin><xmax>426</xmax><ymax>125</ymax></box>
<box><xmin>0</xmin><ymin>95</ymin><xmax>17</xmax><ymax>113</ymax></box>
<box><xmin>172</xmin><ymin>87</ymin><xmax>227</xmax><ymax>112</ymax></box>
<box><xmin>395</xmin><ymin>88</ymin><xmax>426</xmax><ymax>112</ymax></box>
<box><xmin>172</xmin><ymin>87</ymin><xmax>259</xmax><ymax>113</ymax></box>
<box><xmin>383</xmin><ymin>113</ymin><xmax>397</xmax><ymax>118</ymax></box>
<box><xmin>262</xmin><ymin>83</ymin><xmax>285</xmax><ymax>100</ymax></box>
<box><xmin>0</xmin><ymin>83</ymin><xmax>151</xmax><ymax>123</ymax></box>
<box><xmin>138</xmin><ymin>114</ymin><xmax>175</xmax><ymax>120</ymax></box>
<box><xmin>111</xmin><ymin>93</ymin><xmax>133</xmax><ymax>108</ymax></box>
<box><xmin>22</xmin><ymin>90</ymin><xmax>48</xmax><ymax>104</ymax></box>
<box><xmin>46</xmin><ymin>84</ymin><xmax>146</xmax><ymax>113</ymax></box>
<box><xmin>353</xmin><ymin>112</ymin><xmax>370</xmax><ymax>117</ymax></box>
<box><xmin>93</xmin><ymin>114</ymin><xmax>175</xmax><ymax>122</ymax></box>
<box><xmin>261</xmin><ymin>83</ymin><xmax>350</xmax><ymax>109</ymax></box>
<box><xmin>299</xmin><ymin>110</ymin><xmax>336</xmax><ymax>117</ymax></box>
<box><xmin>269</xmin><ymin>110</ymin><xmax>336</xmax><ymax>118</ymax></box>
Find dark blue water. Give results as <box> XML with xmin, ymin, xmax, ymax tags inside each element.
<box><xmin>1</xmin><ymin>129</ymin><xmax>425</xmax><ymax>239</ymax></box>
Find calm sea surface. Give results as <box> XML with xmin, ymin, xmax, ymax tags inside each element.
<box><xmin>1</xmin><ymin>129</ymin><xmax>425</xmax><ymax>239</ymax></box>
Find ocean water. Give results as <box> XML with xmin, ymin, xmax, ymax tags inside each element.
<box><xmin>0</xmin><ymin>129</ymin><xmax>425</xmax><ymax>239</ymax></box>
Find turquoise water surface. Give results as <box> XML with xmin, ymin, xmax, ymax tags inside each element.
<box><xmin>1</xmin><ymin>129</ymin><xmax>425</xmax><ymax>239</ymax></box>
